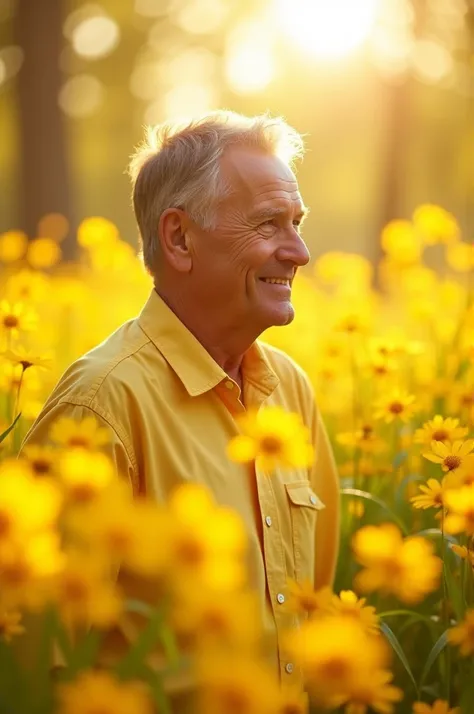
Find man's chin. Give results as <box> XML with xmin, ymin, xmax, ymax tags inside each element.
<box><xmin>260</xmin><ymin>303</ymin><xmax>295</xmax><ymax>329</ymax></box>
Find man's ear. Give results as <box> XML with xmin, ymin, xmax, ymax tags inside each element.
<box><xmin>158</xmin><ymin>208</ymin><xmax>193</xmax><ymax>273</ymax></box>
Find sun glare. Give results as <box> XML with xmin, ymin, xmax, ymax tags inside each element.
<box><xmin>276</xmin><ymin>0</ymin><xmax>380</xmax><ymax>59</ymax></box>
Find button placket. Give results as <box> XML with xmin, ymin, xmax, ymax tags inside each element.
<box><xmin>254</xmin><ymin>464</ymin><xmax>290</xmax><ymax>677</ymax></box>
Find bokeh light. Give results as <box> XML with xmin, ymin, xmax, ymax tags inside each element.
<box><xmin>58</xmin><ymin>75</ymin><xmax>104</xmax><ymax>118</ymax></box>
<box><xmin>71</xmin><ymin>15</ymin><xmax>120</xmax><ymax>60</ymax></box>
<box><xmin>412</xmin><ymin>39</ymin><xmax>454</xmax><ymax>84</ymax></box>
<box><xmin>37</xmin><ymin>214</ymin><xmax>70</xmax><ymax>243</ymax></box>
<box><xmin>276</xmin><ymin>0</ymin><xmax>379</xmax><ymax>59</ymax></box>
<box><xmin>225</xmin><ymin>20</ymin><xmax>274</xmax><ymax>95</ymax></box>
<box><xmin>171</xmin><ymin>0</ymin><xmax>228</xmax><ymax>35</ymax></box>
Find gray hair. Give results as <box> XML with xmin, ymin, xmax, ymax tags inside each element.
<box><xmin>128</xmin><ymin>110</ymin><xmax>305</xmax><ymax>275</ymax></box>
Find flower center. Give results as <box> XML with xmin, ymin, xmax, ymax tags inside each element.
<box><xmin>63</xmin><ymin>577</ymin><xmax>88</xmax><ymax>602</ymax></box>
<box><xmin>176</xmin><ymin>536</ymin><xmax>205</xmax><ymax>566</ymax></box>
<box><xmin>3</xmin><ymin>315</ymin><xmax>18</xmax><ymax>329</ymax></box>
<box><xmin>322</xmin><ymin>658</ymin><xmax>351</xmax><ymax>680</ymax></box>
<box><xmin>221</xmin><ymin>688</ymin><xmax>250</xmax><ymax>714</ymax></box>
<box><xmin>32</xmin><ymin>459</ymin><xmax>52</xmax><ymax>475</ymax></box>
<box><xmin>444</xmin><ymin>455</ymin><xmax>461</xmax><ymax>471</ymax></box>
<box><xmin>389</xmin><ymin>401</ymin><xmax>404</xmax><ymax>414</ymax></box>
<box><xmin>68</xmin><ymin>436</ymin><xmax>90</xmax><ymax>448</ymax></box>
<box><xmin>0</xmin><ymin>511</ymin><xmax>11</xmax><ymax>537</ymax></box>
<box><xmin>432</xmin><ymin>429</ymin><xmax>449</xmax><ymax>442</ymax></box>
<box><xmin>260</xmin><ymin>435</ymin><xmax>283</xmax><ymax>455</ymax></box>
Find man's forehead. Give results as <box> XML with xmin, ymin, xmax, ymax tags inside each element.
<box><xmin>221</xmin><ymin>145</ymin><xmax>300</xmax><ymax>196</ymax></box>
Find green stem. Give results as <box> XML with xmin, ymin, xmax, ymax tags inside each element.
<box><xmin>441</xmin><ymin>513</ymin><xmax>451</xmax><ymax>702</ymax></box>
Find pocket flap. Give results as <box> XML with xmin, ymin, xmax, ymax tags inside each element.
<box><xmin>285</xmin><ymin>482</ymin><xmax>325</xmax><ymax>510</ymax></box>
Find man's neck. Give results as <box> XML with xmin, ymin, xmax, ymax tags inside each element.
<box><xmin>155</xmin><ymin>287</ymin><xmax>257</xmax><ymax>382</ymax></box>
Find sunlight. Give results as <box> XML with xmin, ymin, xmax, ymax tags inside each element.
<box><xmin>276</xmin><ymin>0</ymin><xmax>380</xmax><ymax>59</ymax></box>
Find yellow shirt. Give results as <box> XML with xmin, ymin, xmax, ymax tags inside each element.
<box><xmin>23</xmin><ymin>289</ymin><xmax>340</xmax><ymax>686</ymax></box>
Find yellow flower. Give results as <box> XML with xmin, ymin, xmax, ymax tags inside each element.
<box><xmin>286</xmin><ymin>580</ymin><xmax>333</xmax><ymax>618</ymax></box>
<box><xmin>0</xmin><ymin>609</ymin><xmax>25</xmax><ymax>642</ymax></box>
<box><xmin>171</xmin><ymin>589</ymin><xmax>261</xmax><ymax>652</ymax></box>
<box><xmin>278</xmin><ymin>687</ymin><xmax>309</xmax><ymax>714</ymax></box>
<box><xmin>446</xmin><ymin>241</ymin><xmax>474</xmax><ymax>272</ymax></box>
<box><xmin>22</xmin><ymin>445</ymin><xmax>58</xmax><ymax>478</ymax></box>
<box><xmin>330</xmin><ymin>590</ymin><xmax>379</xmax><ymax>635</ymax></box>
<box><xmin>77</xmin><ymin>217</ymin><xmax>119</xmax><ymax>249</ymax></box>
<box><xmin>67</xmin><ymin>482</ymin><xmax>170</xmax><ymax>577</ymax></box>
<box><xmin>285</xmin><ymin>615</ymin><xmax>388</xmax><ymax>710</ymax></box>
<box><xmin>1</xmin><ymin>346</ymin><xmax>53</xmax><ymax>372</ymax></box>
<box><xmin>0</xmin><ymin>461</ymin><xmax>62</xmax><ymax>543</ymax></box>
<box><xmin>414</xmin><ymin>416</ymin><xmax>468</xmax><ymax>446</ymax></box>
<box><xmin>352</xmin><ymin>524</ymin><xmax>442</xmax><ymax>604</ymax></box>
<box><xmin>58</xmin><ymin>448</ymin><xmax>115</xmax><ymax>504</ymax></box>
<box><xmin>381</xmin><ymin>220</ymin><xmax>422</xmax><ymax>266</ymax></box>
<box><xmin>54</xmin><ymin>552</ymin><xmax>123</xmax><ymax>629</ymax></box>
<box><xmin>27</xmin><ymin>237</ymin><xmax>62</xmax><ymax>269</ymax></box>
<box><xmin>373</xmin><ymin>389</ymin><xmax>417</xmax><ymax>424</ymax></box>
<box><xmin>337</xmin><ymin>423</ymin><xmax>386</xmax><ymax>454</ymax></box>
<box><xmin>0</xmin><ymin>230</ymin><xmax>28</xmax><ymax>262</ymax></box>
<box><xmin>169</xmin><ymin>483</ymin><xmax>247</xmax><ymax>591</ymax></box>
<box><xmin>413</xmin><ymin>700</ymin><xmax>460</xmax><ymax>714</ymax></box>
<box><xmin>57</xmin><ymin>670</ymin><xmax>153</xmax><ymax>714</ymax></box>
<box><xmin>0</xmin><ymin>531</ymin><xmax>64</xmax><ymax>610</ymax></box>
<box><xmin>50</xmin><ymin>416</ymin><xmax>110</xmax><ymax>450</ymax></box>
<box><xmin>450</xmin><ymin>543</ymin><xmax>474</xmax><ymax>567</ymax></box>
<box><xmin>448</xmin><ymin>609</ymin><xmax>474</xmax><ymax>656</ymax></box>
<box><xmin>196</xmin><ymin>654</ymin><xmax>281</xmax><ymax>714</ymax></box>
<box><xmin>410</xmin><ymin>478</ymin><xmax>446</xmax><ymax>510</ymax></box>
<box><xmin>4</xmin><ymin>268</ymin><xmax>50</xmax><ymax>302</ymax></box>
<box><xmin>413</xmin><ymin>204</ymin><xmax>459</xmax><ymax>245</ymax></box>
<box><xmin>344</xmin><ymin>668</ymin><xmax>403</xmax><ymax>714</ymax></box>
<box><xmin>227</xmin><ymin>406</ymin><xmax>313</xmax><ymax>472</ymax></box>
<box><xmin>444</xmin><ymin>485</ymin><xmax>474</xmax><ymax>535</ymax></box>
<box><xmin>0</xmin><ymin>300</ymin><xmax>38</xmax><ymax>339</ymax></box>
<box><xmin>423</xmin><ymin>440</ymin><xmax>474</xmax><ymax>477</ymax></box>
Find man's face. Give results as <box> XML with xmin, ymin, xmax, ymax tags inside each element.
<box><xmin>187</xmin><ymin>146</ymin><xmax>310</xmax><ymax>333</ymax></box>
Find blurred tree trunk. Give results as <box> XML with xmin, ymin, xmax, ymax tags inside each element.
<box><xmin>15</xmin><ymin>0</ymin><xmax>73</xmax><ymax>254</ymax></box>
<box><xmin>374</xmin><ymin>0</ymin><xmax>427</xmax><ymax>273</ymax></box>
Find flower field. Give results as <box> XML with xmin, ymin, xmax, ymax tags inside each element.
<box><xmin>1</xmin><ymin>206</ymin><xmax>474</xmax><ymax>714</ymax></box>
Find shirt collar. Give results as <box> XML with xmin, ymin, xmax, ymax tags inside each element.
<box><xmin>137</xmin><ymin>290</ymin><xmax>279</xmax><ymax>398</ymax></box>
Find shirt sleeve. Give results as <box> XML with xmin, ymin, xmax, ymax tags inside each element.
<box><xmin>310</xmin><ymin>404</ymin><xmax>341</xmax><ymax>590</ymax></box>
<box><xmin>20</xmin><ymin>400</ymin><xmax>138</xmax><ymax>493</ymax></box>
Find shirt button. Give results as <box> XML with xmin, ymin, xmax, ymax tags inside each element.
<box><xmin>265</xmin><ymin>516</ymin><xmax>272</xmax><ymax>527</ymax></box>
<box><xmin>277</xmin><ymin>593</ymin><xmax>285</xmax><ymax>604</ymax></box>
<box><xmin>310</xmin><ymin>495</ymin><xmax>317</xmax><ymax>505</ymax></box>
<box><xmin>225</xmin><ymin>380</ymin><xmax>234</xmax><ymax>390</ymax></box>
<box><xmin>285</xmin><ymin>663</ymin><xmax>294</xmax><ymax>674</ymax></box>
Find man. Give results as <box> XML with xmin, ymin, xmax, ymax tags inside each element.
<box><xmin>23</xmin><ymin>110</ymin><xmax>340</xmax><ymax>686</ymax></box>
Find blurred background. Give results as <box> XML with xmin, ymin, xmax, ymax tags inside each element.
<box><xmin>0</xmin><ymin>0</ymin><xmax>473</xmax><ymax>265</ymax></box>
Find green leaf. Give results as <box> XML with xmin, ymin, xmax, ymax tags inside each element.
<box><xmin>0</xmin><ymin>412</ymin><xmax>21</xmax><ymax>444</ymax></box>
<box><xmin>340</xmin><ymin>488</ymin><xmax>409</xmax><ymax>535</ymax></box>
<box><xmin>419</xmin><ymin>630</ymin><xmax>449</xmax><ymax>691</ymax></box>
<box><xmin>138</xmin><ymin>664</ymin><xmax>172</xmax><ymax>714</ymax></box>
<box><xmin>63</xmin><ymin>629</ymin><xmax>103</xmax><ymax>679</ymax></box>
<box><xmin>379</xmin><ymin>609</ymin><xmax>433</xmax><ymax>626</ymax></box>
<box><xmin>114</xmin><ymin>607</ymin><xmax>164</xmax><ymax>679</ymax></box>
<box><xmin>125</xmin><ymin>599</ymin><xmax>156</xmax><ymax>619</ymax></box>
<box><xmin>443</xmin><ymin>561</ymin><xmax>465</xmax><ymax>622</ymax></box>
<box><xmin>395</xmin><ymin>474</ymin><xmax>425</xmax><ymax>509</ymax></box>
<box><xmin>380</xmin><ymin>621</ymin><xmax>419</xmax><ymax>697</ymax></box>
<box><xmin>392</xmin><ymin>450</ymin><xmax>408</xmax><ymax>469</ymax></box>
<box><xmin>414</xmin><ymin>529</ymin><xmax>457</xmax><ymax>546</ymax></box>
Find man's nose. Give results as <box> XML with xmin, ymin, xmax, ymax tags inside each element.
<box><xmin>276</xmin><ymin>232</ymin><xmax>311</xmax><ymax>267</ymax></box>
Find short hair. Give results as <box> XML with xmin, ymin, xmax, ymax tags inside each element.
<box><xmin>128</xmin><ymin>110</ymin><xmax>305</xmax><ymax>275</ymax></box>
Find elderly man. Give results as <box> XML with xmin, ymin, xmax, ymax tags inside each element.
<box><xmin>23</xmin><ymin>110</ymin><xmax>339</xmax><ymax>686</ymax></box>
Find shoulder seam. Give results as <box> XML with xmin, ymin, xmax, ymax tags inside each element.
<box><xmin>83</xmin><ymin>334</ymin><xmax>151</xmax><ymax>401</ymax></box>
<box><xmin>56</xmin><ymin>398</ymin><xmax>139</xmax><ymax>488</ymax></box>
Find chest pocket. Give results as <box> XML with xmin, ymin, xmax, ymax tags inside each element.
<box><xmin>285</xmin><ymin>481</ymin><xmax>325</xmax><ymax>583</ymax></box>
